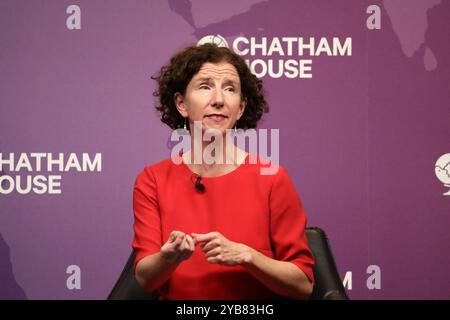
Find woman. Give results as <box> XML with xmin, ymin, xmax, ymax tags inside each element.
<box><xmin>132</xmin><ymin>43</ymin><xmax>315</xmax><ymax>300</ymax></box>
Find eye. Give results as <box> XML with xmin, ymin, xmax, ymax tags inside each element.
<box><xmin>199</xmin><ymin>85</ymin><xmax>210</xmax><ymax>90</ymax></box>
<box><xmin>225</xmin><ymin>87</ymin><xmax>235</xmax><ymax>92</ymax></box>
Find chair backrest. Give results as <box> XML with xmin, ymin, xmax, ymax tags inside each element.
<box><xmin>107</xmin><ymin>226</ymin><xmax>349</xmax><ymax>300</ymax></box>
<box><xmin>107</xmin><ymin>249</ymin><xmax>156</xmax><ymax>300</ymax></box>
<box><xmin>306</xmin><ymin>227</ymin><xmax>348</xmax><ymax>300</ymax></box>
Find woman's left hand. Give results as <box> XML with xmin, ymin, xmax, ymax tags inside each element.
<box><xmin>191</xmin><ymin>232</ymin><xmax>253</xmax><ymax>266</ymax></box>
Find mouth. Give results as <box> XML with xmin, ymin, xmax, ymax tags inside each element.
<box><xmin>205</xmin><ymin>114</ymin><xmax>228</xmax><ymax>122</ymax></box>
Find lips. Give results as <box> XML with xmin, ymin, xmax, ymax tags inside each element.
<box><xmin>205</xmin><ymin>114</ymin><xmax>228</xmax><ymax>121</ymax></box>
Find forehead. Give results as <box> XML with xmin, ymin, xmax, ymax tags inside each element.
<box><xmin>192</xmin><ymin>62</ymin><xmax>240</xmax><ymax>82</ymax></box>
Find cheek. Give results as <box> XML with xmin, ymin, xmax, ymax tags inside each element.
<box><xmin>228</xmin><ymin>96</ymin><xmax>243</xmax><ymax>108</ymax></box>
<box><xmin>185</xmin><ymin>97</ymin><xmax>205</xmax><ymax>114</ymax></box>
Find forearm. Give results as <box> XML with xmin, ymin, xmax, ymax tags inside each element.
<box><xmin>241</xmin><ymin>248</ymin><xmax>313</xmax><ymax>300</ymax></box>
<box><xmin>135</xmin><ymin>252</ymin><xmax>180</xmax><ymax>292</ymax></box>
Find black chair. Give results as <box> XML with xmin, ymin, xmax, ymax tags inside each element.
<box><xmin>107</xmin><ymin>226</ymin><xmax>349</xmax><ymax>300</ymax></box>
<box><xmin>306</xmin><ymin>227</ymin><xmax>349</xmax><ymax>300</ymax></box>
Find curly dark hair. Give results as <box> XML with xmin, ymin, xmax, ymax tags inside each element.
<box><xmin>151</xmin><ymin>43</ymin><xmax>269</xmax><ymax>131</ymax></box>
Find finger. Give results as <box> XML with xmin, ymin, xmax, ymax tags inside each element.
<box><xmin>175</xmin><ymin>232</ymin><xmax>185</xmax><ymax>242</ymax></box>
<box><xmin>176</xmin><ymin>231</ymin><xmax>186</xmax><ymax>238</ymax></box>
<box><xmin>207</xmin><ymin>254</ymin><xmax>222</xmax><ymax>264</ymax></box>
<box><xmin>179</xmin><ymin>237</ymin><xmax>194</xmax><ymax>261</ymax></box>
<box><xmin>185</xmin><ymin>235</ymin><xmax>195</xmax><ymax>251</ymax></box>
<box><xmin>205</xmin><ymin>247</ymin><xmax>221</xmax><ymax>258</ymax></box>
<box><xmin>179</xmin><ymin>236</ymin><xmax>187</xmax><ymax>251</ymax></box>
<box><xmin>191</xmin><ymin>232</ymin><xmax>219</xmax><ymax>244</ymax></box>
<box><xmin>171</xmin><ymin>238</ymin><xmax>187</xmax><ymax>262</ymax></box>
<box><xmin>171</xmin><ymin>234</ymin><xmax>184</xmax><ymax>248</ymax></box>
<box><xmin>201</xmin><ymin>239</ymin><xmax>220</xmax><ymax>252</ymax></box>
<box><xmin>169</xmin><ymin>230</ymin><xmax>183</xmax><ymax>242</ymax></box>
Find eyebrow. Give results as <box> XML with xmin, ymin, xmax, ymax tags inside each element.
<box><xmin>194</xmin><ymin>77</ymin><xmax>239</xmax><ymax>86</ymax></box>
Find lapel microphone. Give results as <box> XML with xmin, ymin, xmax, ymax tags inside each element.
<box><xmin>193</xmin><ymin>175</ymin><xmax>205</xmax><ymax>192</ymax></box>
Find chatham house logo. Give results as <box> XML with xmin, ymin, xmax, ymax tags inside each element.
<box><xmin>197</xmin><ymin>35</ymin><xmax>229</xmax><ymax>48</ymax></box>
<box><xmin>435</xmin><ymin>153</ymin><xmax>450</xmax><ymax>196</ymax></box>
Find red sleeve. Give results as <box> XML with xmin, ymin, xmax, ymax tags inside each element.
<box><xmin>269</xmin><ymin>166</ymin><xmax>315</xmax><ymax>285</ymax></box>
<box><xmin>132</xmin><ymin>168</ymin><xmax>162</xmax><ymax>270</ymax></box>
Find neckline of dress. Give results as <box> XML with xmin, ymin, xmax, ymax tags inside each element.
<box><xmin>178</xmin><ymin>151</ymin><xmax>250</xmax><ymax>179</ymax></box>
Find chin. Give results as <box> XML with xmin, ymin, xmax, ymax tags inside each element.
<box><xmin>202</xmin><ymin>126</ymin><xmax>229</xmax><ymax>135</ymax></box>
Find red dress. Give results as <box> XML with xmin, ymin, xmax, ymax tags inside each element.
<box><xmin>132</xmin><ymin>153</ymin><xmax>315</xmax><ymax>299</ymax></box>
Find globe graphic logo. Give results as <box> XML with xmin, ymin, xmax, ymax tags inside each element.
<box><xmin>435</xmin><ymin>153</ymin><xmax>450</xmax><ymax>196</ymax></box>
<box><xmin>197</xmin><ymin>35</ymin><xmax>229</xmax><ymax>48</ymax></box>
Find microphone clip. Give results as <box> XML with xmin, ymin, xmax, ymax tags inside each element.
<box><xmin>194</xmin><ymin>175</ymin><xmax>205</xmax><ymax>192</ymax></box>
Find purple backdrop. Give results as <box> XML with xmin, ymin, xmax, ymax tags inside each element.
<box><xmin>0</xmin><ymin>0</ymin><xmax>449</xmax><ymax>299</ymax></box>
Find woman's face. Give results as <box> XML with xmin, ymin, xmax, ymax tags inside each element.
<box><xmin>175</xmin><ymin>61</ymin><xmax>246</xmax><ymax>135</ymax></box>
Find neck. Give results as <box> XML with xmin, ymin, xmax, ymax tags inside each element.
<box><xmin>184</xmin><ymin>129</ymin><xmax>245</xmax><ymax>177</ymax></box>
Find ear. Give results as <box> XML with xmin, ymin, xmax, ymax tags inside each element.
<box><xmin>237</xmin><ymin>98</ymin><xmax>247</xmax><ymax>120</ymax></box>
<box><xmin>174</xmin><ymin>92</ymin><xmax>188</xmax><ymax>118</ymax></box>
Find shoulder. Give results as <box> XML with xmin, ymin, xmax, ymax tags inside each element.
<box><xmin>238</xmin><ymin>153</ymin><xmax>293</xmax><ymax>193</ymax></box>
<box><xmin>245</xmin><ymin>153</ymin><xmax>286</xmax><ymax>179</ymax></box>
<box><xmin>145</xmin><ymin>157</ymin><xmax>176</xmax><ymax>173</ymax></box>
<box><xmin>134</xmin><ymin>157</ymin><xmax>179</xmax><ymax>184</ymax></box>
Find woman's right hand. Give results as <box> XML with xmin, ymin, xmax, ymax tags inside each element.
<box><xmin>160</xmin><ymin>230</ymin><xmax>195</xmax><ymax>264</ymax></box>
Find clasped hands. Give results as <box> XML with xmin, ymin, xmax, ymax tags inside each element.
<box><xmin>160</xmin><ymin>230</ymin><xmax>253</xmax><ymax>266</ymax></box>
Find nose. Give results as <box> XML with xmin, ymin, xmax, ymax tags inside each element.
<box><xmin>211</xmin><ymin>88</ymin><xmax>224</xmax><ymax>108</ymax></box>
